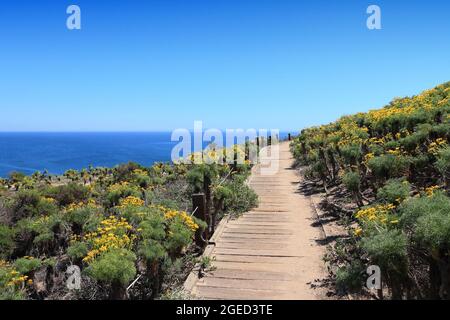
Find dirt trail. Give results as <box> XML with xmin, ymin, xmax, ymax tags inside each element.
<box><xmin>190</xmin><ymin>142</ymin><xmax>328</xmax><ymax>300</ymax></box>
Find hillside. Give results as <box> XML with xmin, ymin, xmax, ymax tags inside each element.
<box><xmin>0</xmin><ymin>146</ymin><xmax>257</xmax><ymax>300</ymax></box>
<box><xmin>291</xmin><ymin>81</ymin><xmax>450</xmax><ymax>299</ymax></box>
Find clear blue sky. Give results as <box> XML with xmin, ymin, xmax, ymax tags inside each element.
<box><xmin>1</xmin><ymin>0</ymin><xmax>449</xmax><ymax>132</ymax></box>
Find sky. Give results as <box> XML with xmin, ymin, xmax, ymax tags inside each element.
<box><xmin>0</xmin><ymin>0</ymin><xmax>450</xmax><ymax>132</ymax></box>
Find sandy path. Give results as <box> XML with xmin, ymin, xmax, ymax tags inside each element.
<box><xmin>190</xmin><ymin>142</ymin><xmax>327</xmax><ymax>300</ymax></box>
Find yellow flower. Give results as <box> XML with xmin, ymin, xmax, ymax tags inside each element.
<box><xmin>425</xmin><ymin>185</ymin><xmax>440</xmax><ymax>197</ymax></box>
<box><xmin>116</xmin><ymin>196</ymin><xmax>144</xmax><ymax>208</ymax></box>
<box><xmin>82</xmin><ymin>216</ymin><xmax>135</xmax><ymax>263</ymax></box>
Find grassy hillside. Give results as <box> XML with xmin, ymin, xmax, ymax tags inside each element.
<box><xmin>0</xmin><ymin>147</ymin><xmax>257</xmax><ymax>300</ymax></box>
<box><xmin>291</xmin><ymin>81</ymin><xmax>450</xmax><ymax>299</ymax></box>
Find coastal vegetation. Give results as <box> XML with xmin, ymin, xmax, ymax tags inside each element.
<box><xmin>291</xmin><ymin>81</ymin><xmax>450</xmax><ymax>299</ymax></box>
<box><xmin>0</xmin><ymin>146</ymin><xmax>257</xmax><ymax>300</ymax></box>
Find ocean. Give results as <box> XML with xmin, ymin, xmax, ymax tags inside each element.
<box><xmin>0</xmin><ymin>132</ymin><xmax>291</xmax><ymax>177</ymax></box>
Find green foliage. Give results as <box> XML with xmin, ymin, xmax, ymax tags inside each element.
<box><xmin>66</xmin><ymin>206</ymin><xmax>102</xmax><ymax>232</ymax></box>
<box><xmin>213</xmin><ymin>185</ymin><xmax>233</xmax><ymax>201</ymax></box>
<box><xmin>45</xmin><ymin>183</ymin><xmax>89</xmax><ymax>207</ymax></box>
<box><xmin>106</xmin><ymin>184</ymin><xmax>141</xmax><ymax>207</ymax></box>
<box><xmin>341</xmin><ymin>144</ymin><xmax>362</xmax><ymax>164</ymax></box>
<box><xmin>139</xmin><ymin>239</ymin><xmax>166</xmax><ymax>263</ymax></box>
<box><xmin>14</xmin><ymin>257</ymin><xmax>42</xmax><ymax>274</ymax></box>
<box><xmin>435</xmin><ymin>146</ymin><xmax>450</xmax><ymax>178</ymax></box>
<box><xmin>400</xmin><ymin>192</ymin><xmax>450</xmax><ymax>250</ymax></box>
<box><xmin>342</xmin><ymin>171</ymin><xmax>361</xmax><ymax>192</ymax></box>
<box><xmin>138</xmin><ymin>213</ymin><xmax>166</xmax><ymax>240</ymax></box>
<box><xmin>335</xmin><ymin>261</ymin><xmax>365</xmax><ymax>293</ymax></box>
<box><xmin>368</xmin><ymin>155</ymin><xmax>410</xmax><ymax>180</ymax></box>
<box><xmin>377</xmin><ymin>179</ymin><xmax>411</xmax><ymax>203</ymax></box>
<box><xmin>16</xmin><ymin>212</ymin><xmax>64</xmax><ymax>245</ymax></box>
<box><xmin>0</xmin><ymin>265</ymin><xmax>26</xmax><ymax>300</ymax></box>
<box><xmin>0</xmin><ymin>225</ymin><xmax>15</xmax><ymax>259</ymax></box>
<box><xmin>8</xmin><ymin>189</ymin><xmax>42</xmax><ymax>220</ymax></box>
<box><xmin>113</xmin><ymin>162</ymin><xmax>141</xmax><ymax>182</ymax></box>
<box><xmin>165</xmin><ymin>218</ymin><xmax>193</xmax><ymax>253</ymax></box>
<box><xmin>361</xmin><ymin>229</ymin><xmax>408</xmax><ymax>281</ymax></box>
<box><xmin>222</xmin><ymin>177</ymin><xmax>258</xmax><ymax>215</ymax></box>
<box><xmin>88</xmin><ymin>248</ymin><xmax>137</xmax><ymax>286</ymax></box>
<box><xmin>0</xmin><ymin>144</ymin><xmax>256</xmax><ymax>300</ymax></box>
<box><xmin>67</xmin><ymin>242</ymin><xmax>89</xmax><ymax>260</ymax></box>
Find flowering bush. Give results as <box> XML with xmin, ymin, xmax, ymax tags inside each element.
<box><xmin>292</xmin><ymin>81</ymin><xmax>450</xmax><ymax>299</ymax></box>
<box><xmin>0</xmin><ymin>143</ymin><xmax>256</xmax><ymax>300</ymax></box>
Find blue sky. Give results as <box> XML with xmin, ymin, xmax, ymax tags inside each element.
<box><xmin>1</xmin><ymin>0</ymin><xmax>449</xmax><ymax>132</ymax></box>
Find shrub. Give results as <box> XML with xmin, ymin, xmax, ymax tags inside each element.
<box><xmin>139</xmin><ymin>239</ymin><xmax>166</xmax><ymax>263</ymax></box>
<box><xmin>66</xmin><ymin>206</ymin><xmax>102</xmax><ymax>232</ymax></box>
<box><xmin>14</xmin><ymin>257</ymin><xmax>42</xmax><ymax>274</ymax></box>
<box><xmin>335</xmin><ymin>261</ymin><xmax>365</xmax><ymax>293</ymax></box>
<box><xmin>67</xmin><ymin>242</ymin><xmax>89</xmax><ymax>260</ymax></box>
<box><xmin>342</xmin><ymin>171</ymin><xmax>361</xmax><ymax>192</ymax></box>
<box><xmin>435</xmin><ymin>146</ymin><xmax>450</xmax><ymax>178</ymax></box>
<box><xmin>113</xmin><ymin>162</ymin><xmax>141</xmax><ymax>182</ymax></box>
<box><xmin>165</xmin><ymin>219</ymin><xmax>194</xmax><ymax>254</ymax></box>
<box><xmin>340</xmin><ymin>144</ymin><xmax>362</xmax><ymax>164</ymax></box>
<box><xmin>0</xmin><ymin>264</ymin><xmax>26</xmax><ymax>300</ymax></box>
<box><xmin>400</xmin><ymin>192</ymin><xmax>450</xmax><ymax>249</ymax></box>
<box><xmin>45</xmin><ymin>183</ymin><xmax>89</xmax><ymax>207</ymax></box>
<box><xmin>88</xmin><ymin>248</ymin><xmax>137</xmax><ymax>286</ymax></box>
<box><xmin>399</xmin><ymin>132</ymin><xmax>427</xmax><ymax>152</ymax></box>
<box><xmin>8</xmin><ymin>189</ymin><xmax>41</xmax><ymax>220</ymax></box>
<box><xmin>0</xmin><ymin>225</ymin><xmax>15</xmax><ymax>259</ymax></box>
<box><xmin>368</xmin><ymin>154</ymin><xmax>410</xmax><ymax>180</ymax></box>
<box><xmin>399</xmin><ymin>191</ymin><xmax>450</xmax><ymax>230</ymax></box>
<box><xmin>106</xmin><ymin>183</ymin><xmax>141</xmax><ymax>207</ymax></box>
<box><xmin>17</xmin><ymin>213</ymin><xmax>64</xmax><ymax>245</ymax></box>
<box><xmin>8</xmin><ymin>172</ymin><xmax>26</xmax><ymax>185</ymax></box>
<box><xmin>222</xmin><ymin>177</ymin><xmax>258</xmax><ymax>216</ymax></box>
<box><xmin>360</xmin><ymin>229</ymin><xmax>408</xmax><ymax>298</ymax></box>
<box><xmin>377</xmin><ymin>179</ymin><xmax>411</xmax><ymax>204</ymax></box>
<box><xmin>361</xmin><ymin>229</ymin><xmax>408</xmax><ymax>272</ymax></box>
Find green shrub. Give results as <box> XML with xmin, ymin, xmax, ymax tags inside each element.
<box><xmin>138</xmin><ymin>213</ymin><xmax>166</xmax><ymax>240</ymax></box>
<box><xmin>0</xmin><ymin>225</ymin><xmax>15</xmax><ymax>259</ymax></box>
<box><xmin>113</xmin><ymin>162</ymin><xmax>141</xmax><ymax>182</ymax></box>
<box><xmin>67</xmin><ymin>242</ymin><xmax>89</xmax><ymax>260</ymax></box>
<box><xmin>106</xmin><ymin>184</ymin><xmax>141</xmax><ymax>207</ymax></box>
<box><xmin>335</xmin><ymin>261</ymin><xmax>365</xmax><ymax>293</ymax></box>
<box><xmin>377</xmin><ymin>179</ymin><xmax>411</xmax><ymax>203</ymax></box>
<box><xmin>435</xmin><ymin>146</ymin><xmax>450</xmax><ymax>177</ymax></box>
<box><xmin>368</xmin><ymin>154</ymin><xmax>410</xmax><ymax>180</ymax></box>
<box><xmin>165</xmin><ymin>219</ymin><xmax>193</xmax><ymax>254</ymax></box>
<box><xmin>45</xmin><ymin>183</ymin><xmax>89</xmax><ymax>207</ymax></box>
<box><xmin>66</xmin><ymin>206</ymin><xmax>102</xmax><ymax>232</ymax></box>
<box><xmin>17</xmin><ymin>213</ymin><xmax>64</xmax><ymax>245</ymax></box>
<box><xmin>400</xmin><ymin>192</ymin><xmax>450</xmax><ymax>250</ymax></box>
<box><xmin>222</xmin><ymin>178</ymin><xmax>258</xmax><ymax>215</ymax></box>
<box><xmin>360</xmin><ymin>229</ymin><xmax>408</xmax><ymax>276</ymax></box>
<box><xmin>9</xmin><ymin>189</ymin><xmax>41</xmax><ymax>220</ymax></box>
<box><xmin>139</xmin><ymin>239</ymin><xmax>166</xmax><ymax>263</ymax></box>
<box><xmin>399</xmin><ymin>131</ymin><xmax>427</xmax><ymax>152</ymax></box>
<box><xmin>341</xmin><ymin>144</ymin><xmax>362</xmax><ymax>164</ymax></box>
<box><xmin>13</xmin><ymin>257</ymin><xmax>42</xmax><ymax>274</ymax></box>
<box><xmin>8</xmin><ymin>172</ymin><xmax>26</xmax><ymax>186</ymax></box>
<box><xmin>88</xmin><ymin>248</ymin><xmax>136</xmax><ymax>286</ymax></box>
<box><xmin>0</xmin><ymin>265</ymin><xmax>26</xmax><ymax>300</ymax></box>
<box><xmin>342</xmin><ymin>171</ymin><xmax>361</xmax><ymax>192</ymax></box>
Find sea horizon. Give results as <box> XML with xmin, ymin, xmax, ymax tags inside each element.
<box><xmin>0</xmin><ymin>131</ymin><xmax>292</xmax><ymax>178</ymax></box>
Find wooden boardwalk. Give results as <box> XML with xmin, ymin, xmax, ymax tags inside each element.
<box><xmin>188</xmin><ymin>142</ymin><xmax>327</xmax><ymax>300</ymax></box>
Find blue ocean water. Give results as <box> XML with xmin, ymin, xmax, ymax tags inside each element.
<box><xmin>0</xmin><ymin>132</ymin><xmax>177</xmax><ymax>177</ymax></box>
<box><xmin>0</xmin><ymin>132</ymin><xmax>291</xmax><ymax>177</ymax></box>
